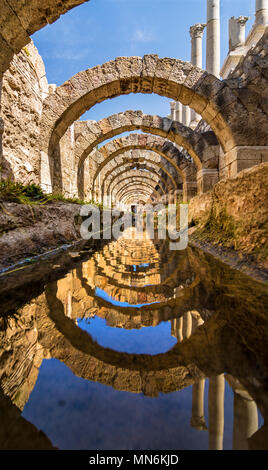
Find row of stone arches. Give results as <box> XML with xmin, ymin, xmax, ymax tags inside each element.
<box><xmin>1</xmin><ymin>2</ymin><xmax>267</xmax><ymax>206</ymax></box>
<box><xmin>39</xmin><ymin>53</ymin><xmax>267</xmax><ymax>204</ymax></box>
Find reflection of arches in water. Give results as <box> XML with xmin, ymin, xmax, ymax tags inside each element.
<box><xmin>0</xmin><ymin>282</ymin><xmax>266</xmax><ymax>449</ymax></box>
<box><xmin>45</xmin><ymin>280</ymin><xmax>202</xmax><ymax>372</ymax></box>
<box><xmin>92</xmin><ymin>243</ymin><xmax>194</xmax><ymax>290</ymax></box>
<box><xmin>75</xmin><ymin>262</ymin><xmax>200</xmax><ymax>319</ymax></box>
<box><xmin>42</xmin><ymin>284</ymin><xmax>263</xmax><ymax>449</ymax></box>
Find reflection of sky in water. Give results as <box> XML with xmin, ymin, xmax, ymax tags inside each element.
<box><xmin>77</xmin><ymin>316</ymin><xmax>177</xmax><ymax>355</ymax></box>
<box><xmin>22</xmin><ymin>359</ymin><xmax>263</xmax><ymax>450</ymax></box>
<box><xmin>22</xmin><ymin>359</ymin><xmax>264</xmax><ymax>450</ymax></box>
<box><xmin>95</xmin><ymin>287</ymin><xmax>161</xmax><ymax>308</ymax></box>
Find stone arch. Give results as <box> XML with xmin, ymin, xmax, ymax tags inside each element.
<box><xmin>86</xmin><ymin>132</ymin><xmax>193</xmax><ymax>199</ymax></box>
<box><xmin>102</xmin><ymin>157</ymin><xmax>176</xmax><ymax>193</ymax></box>
<box><xmin>40</xmin><ymin>56</ymin><xmax>245</xmax><ymax>167</ymax></box>
<box><xmin>39</xmin><ymin>54</ymin><xmax>243</xmax><ymax>193</ymax></box>
<box><xmin>114</xmin><ymin>179</ymin><xmax>163</xmax><ymax>202</ymax></box>
<box><xmin>120</xmin><ymin>189</ymin><xmax>153</xmax><ymax>204</ymax></box>
<box><xmin>72</xmin><ymin>113</ymin><xmax>217</xmax><ymax>193</ymax></box>
<box><xmin>0</xmin><ymin>1</ymin><xmax>89</xmax><ymax>74</ymax></box>
<box><xmin>107</xmin><ymin>167</ymin><xmax>172</xmax><ymax>202</ymax></box>
<box><xmin>117</xmin><ymin>184</ymin><xmax>156</xmax><ymax>200</ymax></box>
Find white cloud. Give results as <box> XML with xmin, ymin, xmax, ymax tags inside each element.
<box><xmin>132</xmin><ymin>29</ymin><xmax>154</xmax><ymax>42</ymax></box>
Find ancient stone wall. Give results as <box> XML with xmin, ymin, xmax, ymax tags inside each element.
<box><xmin>1</xmin><ymin>41</ymin><xmax>48</xmax><ymax>184</ymax></box>
<box><xmin>189</xmin><ymin>162</ymin><xmax>268</xmax><ymax>267</ymax></box>
<box><xmin>0</xmin><ymin>0</ymin><xmax>90</xmax><ymax>75</ymax></box>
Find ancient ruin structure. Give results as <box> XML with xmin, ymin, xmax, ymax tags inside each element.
<box><xmin>0</xmin><ymin>1</ymin><xmax>267</xmax><ymax>451</ymax></box>
<box><xmin>0</xmin><ymin>0</ymin><xmax>267</xmax><ymax>207</ymax></box>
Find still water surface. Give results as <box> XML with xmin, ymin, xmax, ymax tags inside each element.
<box><xmin>0</xmin><ymin>230</ymin><xmax>267</xmax><ymax>450</ymax></box>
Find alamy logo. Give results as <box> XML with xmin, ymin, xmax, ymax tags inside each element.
<box><xmin>80</xmin><ymin>204</ymin><xmax>189</xmax><ymax>251</ymax></box>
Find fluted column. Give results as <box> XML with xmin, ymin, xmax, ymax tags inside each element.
<box><xmin>191</xmin><ymin>379</ymin><xmax>207</xmax><ymax>430</ymax></box>
<box><xmin>206</xmin><ymin>0</ymin><xmax>220</xmax><ymax>77</ymax></box>
<box><xmin>255</xmin><ymin>0</ymin><xmax>268</xmax><ymax>25</ymax></box>
<box><xmin>208</xmin><ymin>374</ymin><xmax>225</xmax><ymax>450</ymax></box>
<box><xmin>190</xmin><ymin>23</ymin><xmax>206</xmax><ymax>128</ymax></box>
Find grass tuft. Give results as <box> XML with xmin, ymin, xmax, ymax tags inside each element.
<box><xmin>0</xmin><ymin>179</ymin><xmax>103</xmax><ymax>208</ymax></box>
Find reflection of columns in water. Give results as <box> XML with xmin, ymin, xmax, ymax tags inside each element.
<box><xmin>171</xmin><ymin>317</ymin><xmax>184</xmax><ymax>342</ymax></box>
<box><xmin>233</xmin><ymin>392</ymin><xmax>259</xmax><ymax>450</ymax></box>
<box><xmin>171</xmin><ymin>311</ymin><xmax>204</xmax><ymax>342</ymax></box>
<box><xmin>208</xmin><ymin>374</ymin><xmax>225</xmax><ymax>450</ymax></box>
<box><xmin>182</xmin><ymin>311</ymin><xmax>192</xmax><ymax>339</ymax></box>
<box><xmin>66</xmin><ymin>290</ymin><xmax>72</xmax><ymax>318</ymax></box>
<box><xmin>177</xmin><ymin>317</ymin><xmax>183</xmax><ymax>342</ymax></box>
<box><xmin>191</xmin><ymin>379</ymin><xmax>207</xmax><ymax>430</ymax></box>
<box><xmin>191</xmin><ymin>310</ymin><xmax>204</xmax><ymax>333</ymax></box>
<box><xmin>226</xmin><ymin>374</ymin><xmax>259</xmax><ymax>450</ymax></box>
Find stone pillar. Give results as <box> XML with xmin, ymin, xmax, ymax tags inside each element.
<box><xmin>229</xmin><ymin>16</ymin><xmax>249</xmax><ymax>52</ymax></box>
<box><xmin>197</xmin><ymin>168</ymin><xmax>219</xmax><ymax>194</ymax></box>
<box><xmin>190</xmin><ymin>24</ymin><xmax>206</xmax><ymax>69</ymax></box>
<box><xmin>177</xmin><ymin>317</ymin><xmax>183</xmax><ymax>342</ymax></box>
<box><xmin>206</xmin><ymin>0</ymin><xmax>220</xmax><ymax>77</ymax></box>
<box><xmin>233</xmin><ymin>392</ymin><xmax>259</xmax><ymax>450</ymax></box>
<box><xmin>191</xmin><ymin>379</ymin><xmax>207</xmax><ymax>430</ymax></box>
<box><xmin>186</xmin><ymin>181</ymin><xmax>198</xmax><ymax>200</ymax></box>
<box><xmin>170</xmin><ymin>101</ymin><xmax>176</xmax><ymax>121</ymax></box>
<box><xmin>191</xmin><ymin>311</ymin><xmax>204</xmax><ymax>332</ymax></box>
<box><xmin>175</xmin><ymin>102</ymin><xmax>183</xmax><ymax>122</ymax></box>
<box><xmin>182</xmin><ymin>311</ymin><xmax>192</xmax><ymax>339</ymax></box>
<box><xmin>225</xmin><ymin>374</ymin><xmax>259</xmax><ymax>451</ymax></box>
<box><xmin>208</xmin><ymin>374</ymin><xmax>225</xmax><ymax>450</ymax></box>
<box><xmin>255</xmin><ymin>0</ymin><xmax>268</xmax><ymax>25</ymax></box>
<box><xmin>190</xmin><ymin>23</ymin><xmax>206</xmax><ymax>128</ymax></box>
<box><xmin>182</xmin><ymin>105</ymin><xmax>191</xmax><ymax>127</ymax></box>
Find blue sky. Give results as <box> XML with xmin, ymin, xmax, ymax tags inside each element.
<box><xmin>33</xmin><ymin>0</ymin><xmax>256</xmax><ymax>121</ymax></box>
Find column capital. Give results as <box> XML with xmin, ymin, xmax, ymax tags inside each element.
<box><xmin>236</xmin><ymin>15</ymin><xmax>250</xmax><ymax>26</ymax></box>
<box><xmin>190</xmin><ymin>23</ymin><xmax>206</xmax><ymax>39</ymax></box>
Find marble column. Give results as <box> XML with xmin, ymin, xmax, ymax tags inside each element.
<box><xmin>255</xmin><ymin>0</ymin><xmax>268</xmax><ymax>25</ymax></box>
<box><xmin>182</xmin><ymin>311</ymin><xmax>193</xmax><ymax>339</ymax></box>
<box><xmin>191</xmin><ymin>379</ymin><xmax>207</xmax><ymax>430</ymax></box>
<box><xmin>208</xmin><ymin>374</ymin><xmax>225</xmax><ymax>450</ymax></box>
<box><xmin>170</xmin><ymin>101</ymin><xmax>176</xmax><ymax>121</ymax></box>
<box><xmin>175</xmin><ymin>102</ymin><xmax>183</xmax><ymax>122</ymax></box>
<box><xmin>190</xmin><ymin>23</ymin><xmax>206</xmax><ymax>128</ymax></box>
<box><xmin>182</xmin><ymin>105</ymin><xmax>191</xmax><ymax>127</ymax></box>
<box><xmin>229</xmin><ymin>16</ymin><xmax>249</xmax><ymax>52</ymax></box>
<box><xmin>177</xmin><ymin>317</ymin><xmax>183</xmax><ymax>342</ymax></box>
<box><xmin>206</xmin><ymin>0</ymin><xmax>220</xmax><ymax>77</ymax></box>
<box><xmin>225</xmin><ymin>374</ymin><xmax>259</xmax><ymax>450</ymax></box>
<box><xmin>233</xmin><ymin>392</ymin><xmax>259</xmax><ymax>450</ymax></box>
